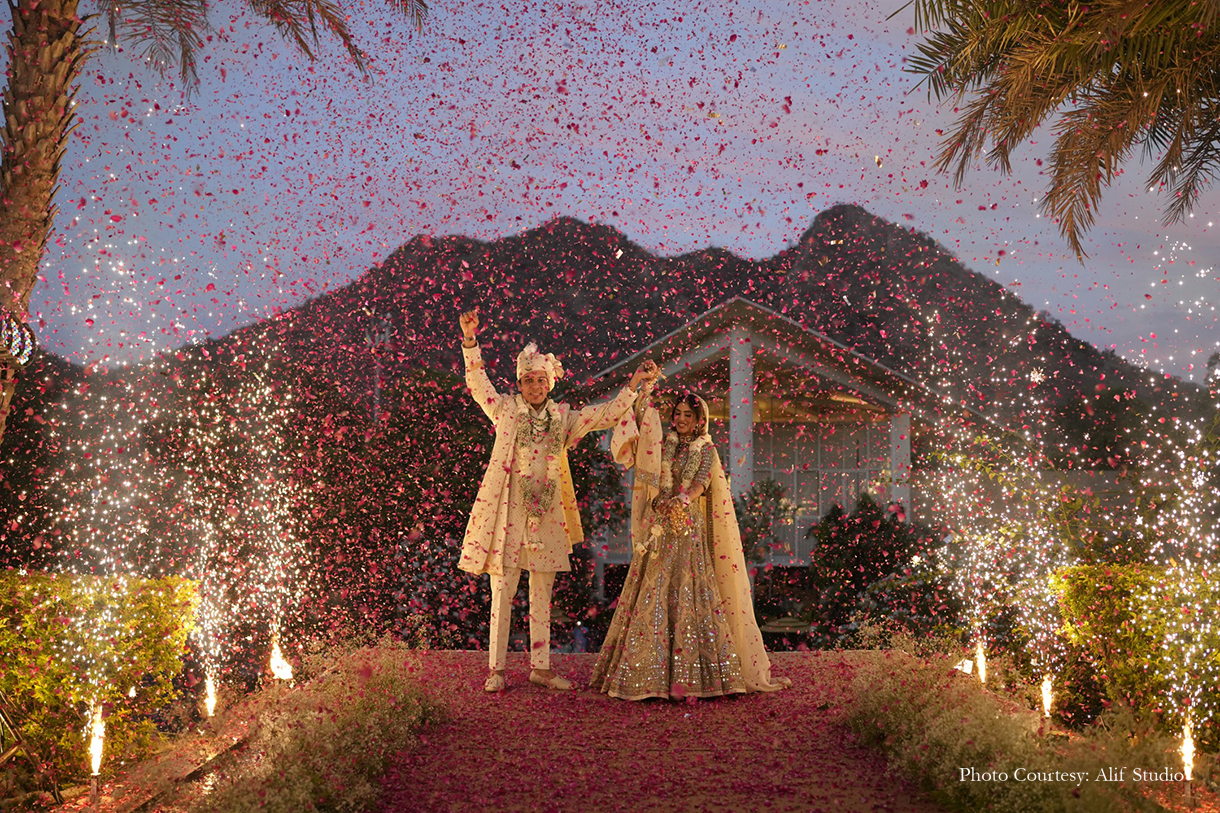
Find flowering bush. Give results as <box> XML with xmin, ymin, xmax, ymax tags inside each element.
<box><xmin>196</xmin><ymin>639</ymin><xmax>444</xmax><ymax>813</ymax></box>
<box><xmin>0</xmin><ymin>569</ymin><xmax>197</xmax><ymax>791</ymax></box>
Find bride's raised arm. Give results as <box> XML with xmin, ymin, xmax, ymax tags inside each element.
<box><xmin>611</xmin><ymin>369</ymin><xmax>660</xmax><ymax>470</ymax></box>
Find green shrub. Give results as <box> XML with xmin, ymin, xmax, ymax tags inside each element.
<box><xmin>1141</xmin><ymin>565</ymin><xmax>1220</xmax><ymax>752</ymax></box>
<box><xmin>734</xmin><ymin>477</ymin><xmax>794</xmax><ymax>565</ymax></box>
<box><xmin>846</xmin><ymin>611</ymin><xmax>964</xmax><ymax>659</ymax></box>
<box><xmin>751</xmin><ymin>566</ymin><xmax>813</xmax><ymax>627</ymax></box>
<box><xmin>845</xmin><ymin>650</ymin><xmax>1177</xmax><ymax>813</ymax></box>
<box><xmin>1051</xmin><ymin>564</ymin><xmax>1166</xmax><ymax>714</ymax></box>
<box><xmin>0</xmin><ymin>568</ymin><xmax>197</xmax><ymax>788</ymax></box>
<box><xmin>196</xmin><ymin>640</ymin><xmax>445</xmax><ymax>813</ymax></box>
<box><xmin>804</xmin><ymin>495</ymin><xmax>941</xmax><ymax>645</ymax></box>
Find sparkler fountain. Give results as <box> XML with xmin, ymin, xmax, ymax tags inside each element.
<box><xmin>181</xmin><ymin>373</ymin><xmax>236</xmax><ymax>718</ymax></box>
<box><xmin>178</xmin><ymin>350</ymin><xmax>306</xmax><ymax>694</ymax></box>
<box><xmin>1142</xmin><ymin>407</ymin><xmax>1220</xmax><ymax>807</ymax></box>
<box><xmin>244</xmin><ymin>360</ymin><xmax>306</xmax><ymax>682</ymax></box>
<box><xmin>51</xmin><ymin>370</ymin><xmax>165</xmax><ymax>786</ymax></box>
<box><xmin>88</xmin><ymin>701</ymin><xmax>104</xmax><ymax>803</ymax></box>
<box><xmin>203</xmin><ymin>675</ymin><xmax>218</xmax><ymax>719</ymax></box>
<box><xmin>1183</xmin><ymin>714</ymin><xmax>1195</xmax><ymax>806</ymax></box>
<box><xmin>923</xmin><ymin>309</ymin><xmax>1083</xmax><ymax>709</ymax></box>
<box><xmin>268</xmin><ymin>632</ymin><xmax>295</xmax><ymax>681</ymax></box>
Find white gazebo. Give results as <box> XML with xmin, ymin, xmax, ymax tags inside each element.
<box><xmin>583</xmin><ymin>297</ymin><xmax>965</xmax><ymax>579</ymax></box>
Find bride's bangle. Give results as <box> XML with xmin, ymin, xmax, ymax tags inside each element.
<box><xmin>677</xmin><ymin>493</ymin><xmax>691</xmax><ymax>507</ymax></box>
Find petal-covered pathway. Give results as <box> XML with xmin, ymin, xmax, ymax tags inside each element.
<box><xmin>378</xmin><ymin>650</ymin><xmax>944</xmax><ymax>813</ymax></box>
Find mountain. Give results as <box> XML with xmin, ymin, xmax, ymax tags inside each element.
<box><xmin>189</xmin><ymin>203</ymin><xmax>1189</xmax><ymax>424</ymax></box>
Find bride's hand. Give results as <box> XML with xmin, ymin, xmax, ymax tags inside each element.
<box><xmin>662</xmin><ymin>497</ymin><xmax>689</xmax><ymax>515</ymax></box>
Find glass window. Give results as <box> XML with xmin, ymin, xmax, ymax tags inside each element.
<box><xmin>819</xmin><ymin>471</ymin><xmax>848</xmax><ymax>518</ymax></box>
<box><xmin>867</xmin><ymin>423</ymin><xmax>890</xmax><ymax>468</ymax></box>
<box><xmin>770</xmin><ymin>423</ymin><xmax>795</xmax><ymax>471</ymax></box>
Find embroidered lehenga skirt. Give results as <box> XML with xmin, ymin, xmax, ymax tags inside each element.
<box><xmin>590</xmin><ymin>499</ymin><xmax>747</xmax><ymax>700</ymax></box>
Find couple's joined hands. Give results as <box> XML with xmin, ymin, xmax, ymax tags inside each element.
<box><xmin>631</xmin><ymin>359</ymin><xmax>661</xmax><ymax>392</ymax></box>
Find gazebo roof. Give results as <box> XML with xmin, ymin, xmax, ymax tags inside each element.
<box><xmin>585</xmin><ymin>297</ymin><xmax>986</xmax><ymax>428</ymax></box>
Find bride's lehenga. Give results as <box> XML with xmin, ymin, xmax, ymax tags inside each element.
<box><xmin>590</xmin><ymin>438</ymin><xmax>747</xmax><ymax>700</ymax></box>
<box><xmin>592</xmin><ymin>397</ymin><xmax>789</xmax><ymax>700</ymax></box>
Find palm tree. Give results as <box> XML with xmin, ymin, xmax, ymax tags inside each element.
<box><xmin>0</xmin><ymin>0</ymin><xmax>428</xmax><ymax>445</ymax></box>
<box><xmin>903</xmin><ymin>0</ymin><xmax>1220</xmax><ymax>258</ymax></box>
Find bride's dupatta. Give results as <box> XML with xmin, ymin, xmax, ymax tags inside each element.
<box><xmin>612</xmin><ymin>401</ymin><xmax>788</xmax><ymax>693</ymax></box>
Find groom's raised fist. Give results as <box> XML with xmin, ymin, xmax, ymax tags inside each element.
<box><xmin>460</xmin><ymin>309</ymin><xmax>480</xmax><ymax>345</ymax></box>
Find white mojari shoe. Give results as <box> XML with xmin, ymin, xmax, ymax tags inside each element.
<box><xmin>529</xmin><ymin>670</ymin><xmax>573</xmax><ymax>691</ymax></box>
<box><xmin>485</xmin><ymin>672</ymin><xmax>507</xmax><ymax>692</ymax></box>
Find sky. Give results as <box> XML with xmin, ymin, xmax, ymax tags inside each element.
<box><xmin>26</xmin><ymin>0</ymin><xmax>1220</xmax><ymax>381</ymax></box>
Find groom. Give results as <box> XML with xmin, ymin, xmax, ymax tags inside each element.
<box><xmin>459</xmin><ymin>308</ymin><xmax>655</xmax><ymax>691</ymax></box>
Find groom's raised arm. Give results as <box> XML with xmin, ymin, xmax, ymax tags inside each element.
<box><xmin>460</xmin><ymin>309</ymin><xmax>502</xmax><ymax>421</ymax></box>
<box><xmin>566</xmin><ymin>385</ymin><xmax>637</xmax><ymax>446</ymax></box>
<box><xmin>565</xmin><ymin>361</ymin><xmax>659</xmax><ymax>446</ymax></box>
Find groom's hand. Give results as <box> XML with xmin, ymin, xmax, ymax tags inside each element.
<box><xmin>460</xmin><ymin>309</ymin><xmax>480</xmax><ymax>346</ymax></box>
<box><xmin>629</xmin><ymin>359</ymin><xmax>660</xmax><ymax>391</ymax></box>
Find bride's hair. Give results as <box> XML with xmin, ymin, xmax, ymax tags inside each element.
<box><xmin>669</xmin><ymin>391</ymin><xmax>705</xmax><ymax>427</ymax></box>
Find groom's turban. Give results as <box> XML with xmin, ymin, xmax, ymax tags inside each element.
<box><xmin>516</xmin><ymin>342</ymin><xmax>564</xmax><ymax>391</ymax></box>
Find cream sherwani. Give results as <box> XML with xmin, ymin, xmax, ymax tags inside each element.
<box><xmin>459</xmin><ymin>342</ymin><xmax>637</xmax><ymax>670</ymax></box>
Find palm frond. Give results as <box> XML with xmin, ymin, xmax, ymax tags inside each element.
<box><xmin>904</xmin><ymin>0</ymin><xmax>1220</xmax><ymax>258</ymax></box>
<box><xmin>932</xmin><ymin>93</ymin><xmax>998</xmax><ymax>188</ymax></box>
<box><xmin>97</xmin><ymin>0</ymin><xmax>431</xmax><ymax>90</ymax></box>
<box><xmin>1160</xmin><ymin>115</ymin><xmax>1220</xmax><ymax>225</ymax></box>
<box><xmin>97</xmin><ymin>0</ymin><xmax>208</xmax><ymax>87</ymax></box>
<box><xmin>909</xmin><ymin>0</ymin><xmax>974</xmax><ymax>33</ymax></box>
<box><xmin>246</xmin><ymin>0</ymin><xmax>349</xmax><ymax>66</ymax></box>
<box><xmin>386</xmin><ymin>0</ymin><xmax>429</xmax><ymax>32</ymax></box>
<box><xmin>246</xmin><ymin>0</ymin><xmax>429</xmax><ymax>76</ymax></box>
<box><xmin>1042</xmin><ymin>104</ymin><xmax>1130</xmax><ymax>259</ymax></box>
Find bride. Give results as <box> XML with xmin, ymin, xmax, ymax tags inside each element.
<box><xmin>589</xmin><ymin>385</ymin><xmax>790</xmax><ymax>700</ymax></box>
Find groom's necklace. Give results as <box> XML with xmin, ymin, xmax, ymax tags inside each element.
<box><xmin>524</xmin><ymin>403</ymin><xmax>552</xmax><ymax>442</ymax></box>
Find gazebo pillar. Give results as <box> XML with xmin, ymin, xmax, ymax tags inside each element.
<box><xmin>889</xmin><ymin>411</ymin><xmax>912</xmax><ymax>521</ymax></box>
<box><xmin>728</xmin><ymin>324</ymin><xmax>754</xmax><ymax>499</ymax></box>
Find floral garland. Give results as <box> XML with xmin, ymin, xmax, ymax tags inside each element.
<box><xmin>638</xmin><ymin>431</ymin><xmax>710</xmax><ymax>555</ymax></box>
<box><xmin>514</xmin><ymin>396</ymin><xmax>564</xmax><ymax>552</ymax></box>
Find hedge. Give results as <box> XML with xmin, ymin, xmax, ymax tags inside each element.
<box><xmin>0</xmin><ymin>568</ymin><xmax>198</xmax><ymax>789</ymax></box>
<box><xmin>1051</xmin><ymin>563</ymin><xmax>1166</xmax><ymax>714</ymax></box>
